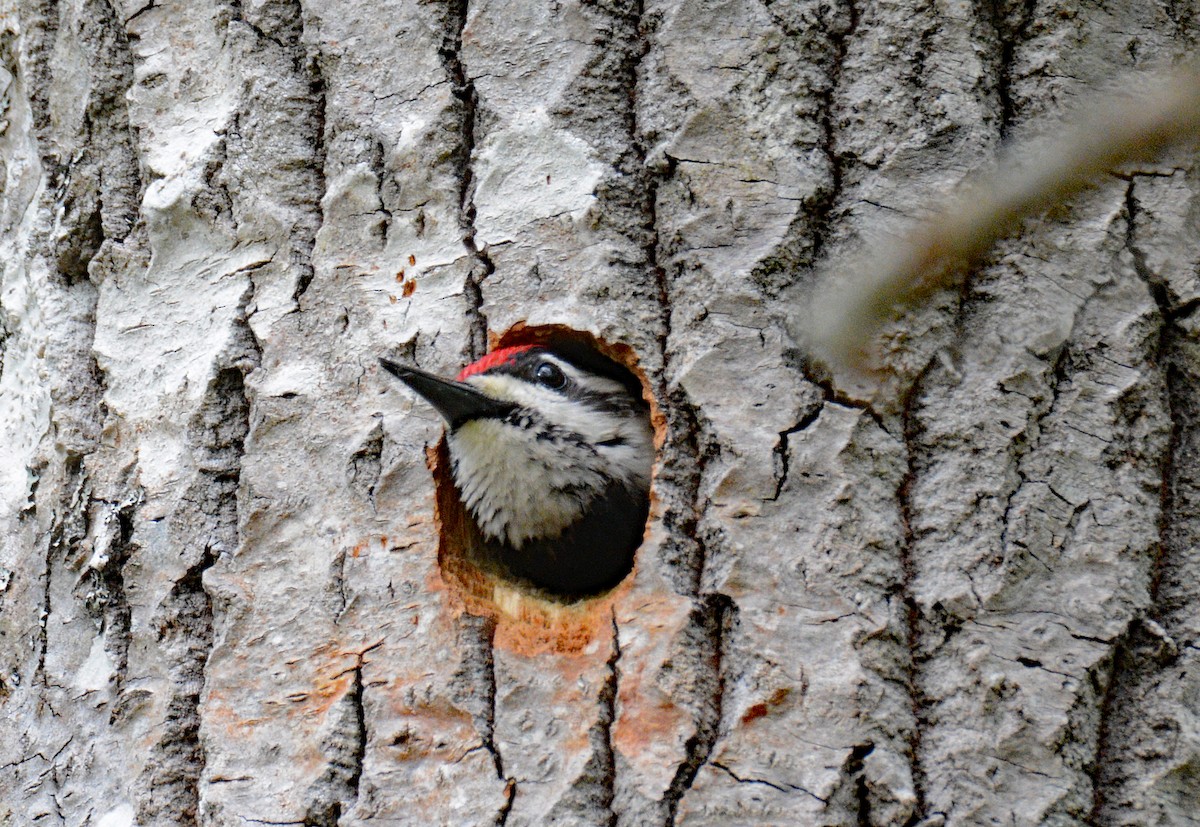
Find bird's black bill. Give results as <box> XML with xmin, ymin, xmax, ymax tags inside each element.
<box><xmin>379</xmin><ymin>358</ymin><xmax>513</xmax><ymax>428</ymax></box>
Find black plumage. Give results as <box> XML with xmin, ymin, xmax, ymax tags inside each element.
<box><xmin>465</xmin><ymin>478</ymin><xmax>649</xmax><ymax>600</ymax></box>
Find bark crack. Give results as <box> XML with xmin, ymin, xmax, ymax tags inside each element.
<box><xmin>225</xmin><ymin>0</ymin><xmax>328</xmax><ymax>305</ymax></box>
<box><xmin>82</xmin><ymin>494</ymin><xmax>138</xmax><ymax>692</ymax></box>
<box><xmin>810</xmin><ymin>0</ymin><xmax>859</xmax><ymax>266</ymax></box>
<box><xmin>596</xmin><ymin>612</ymin><xmax>622</xmax><ymax>825</ymax></box>
<box><xmin>346</xmin><ymin>416</ymin><xmax>384</xmax><ymax>511</ymax></box>
<box><xmin>136</xmin><ymin>287</ymin><xmax>260</xmax><ymax>825</ymax></box>
<box><xmin>846</xmin><ymin>742</ymin><xmax>875</xmax><ymax>827</ymax></box>
<box><xmin>23</xmin><ymin>0</ymin><xmax>63</xmax><ymax>179</ymax></box>
<box><xmin>625</xmin><ymin>0</ymin><xmax>713</xmax><ymax>597</ymax></box>
<box><xmin>26</xmin><ymin>0</ymin><xmax>138</xmax><ymax>723</ymax></box>
<box><xmin>1088</xmin><ymin>174</ymin><xmax>1186</xmax><ymax>822</ymax></box>
<box><xmin>451</xmin><ymin>614</ymin><xmax>514</xmax><ymax>824</ymax></box>
<box><xmin>661</xmin><ymin>594</ymin><xmax>733</xmax><ymax>826</ymax></box>
<box><xmin>896</xmin><ymin>364</ymin><xmax>934</xmax><ymax>826</ymax></box>
<box><xmin>605</xmin><ymin>5</ymin><xmax>741</xmax><ymax>820</ymax></box>
<box><xmin>438</xmin><ymin>0</ymin><xmax>492</xmax><ymax>361</ymax></box>
<box><xmin>997</xmin><ymin>342</ymin><xmax>1071</xmax><ymax>559</ymax></box>
<box><xmin>547</xmin><ymin>613</ymin><xmax>622</xmax><ymax>825</ymax></box>
<box><xmin>300</xmin><ymin>643</ymin><xmax>376</xmax><ymax>826</ymax></box>
<box><xmin>750</xmin><ymin>0</ymin><xmax>860</xmax><ymax>297</ymax></box>
<box><xmin>767</xmin><ymin>404</ymin><xmax>825</xmax><ymax>502</ymax></box>
<box><xmin>770</xmin><ymin>363</ymin><xmax>890</xmax><ymax>502</ymax></box>
<box><xmin>983</xmin><ymin>0</ymin><xmax>1038</xmax><ymax>139</ymax></box>
<box><xmin>710</xmin><ymin>761</ymin><xmax>827</xmax><ymax>803</ymax></box>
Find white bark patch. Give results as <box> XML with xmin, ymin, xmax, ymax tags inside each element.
<box><xmin>94</xmin><ymin>803</ymin><xmax>135</xmax><ymax>827</ymax></box>
<box><xmin>73</xmin><ymin>634</ymin><xmax>116</xmax><ymax>694</ymax></box>
<box><xmin>0</xmin><ymin>260</ymin><xmax>52</xmax><ymax>512</ymax></box>
<box><xmin>473</xmin><ymin>109</ymin><xmax>605</xmax><ymax>242</ymax></box>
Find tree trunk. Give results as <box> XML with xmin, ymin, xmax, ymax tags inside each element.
<box><xmin>1</xmin><ymin>1</ymin><xmax>1197</xmax><ymax>825</ymax></box>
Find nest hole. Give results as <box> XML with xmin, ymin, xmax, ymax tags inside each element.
<box><xmin>428</xmin><ymin>324</ymin><xmax>663</xmax><ymax>653</ymax></box>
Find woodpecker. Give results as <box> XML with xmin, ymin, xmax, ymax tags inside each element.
<box><xmin>380</xmin><ymin>342</ymin><xmax>653</xmax><ymax>599</ymax></box>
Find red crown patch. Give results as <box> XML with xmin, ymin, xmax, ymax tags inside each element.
<box><xmin>456</xmin><ymin>345</ymin><xmax>537</xmax><ymax>381</ymax></box>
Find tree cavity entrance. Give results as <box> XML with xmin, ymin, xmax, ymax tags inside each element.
<box><xmin>429</xmin><ymin>324</ymin><xmax>662</xmax><ymax>652</ymax></box>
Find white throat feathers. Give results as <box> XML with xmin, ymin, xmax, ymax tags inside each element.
<box><xmin>447</xmin><ymin>356</ymin><xmax>653</xmax><ymax>549</ymax></box>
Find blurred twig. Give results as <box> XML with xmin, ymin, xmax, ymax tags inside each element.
<box><xmin>808</xmin><ymin>60</ymin><xmax>1200</xmax><ymax>383</ymax></box>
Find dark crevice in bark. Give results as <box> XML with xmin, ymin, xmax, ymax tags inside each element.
<box><xmin>135</xmin><ymin>290</ymin><xmax>260</xmax><ymax>825</ymax></box>
<box><xmin>551</xmin><ymin>0</ymin><xmax>657</xmax><ymax>274</ymax></box>
<box><xmin>60</xmin><ymin>487</ymin><xmax>137</xmax><ymax>700</ymax></box>
<box><xmin>809</xmin><ymin>0</ymin><xmax>858</xmax><ymax>268</ymax></box>
<box><xmin>495</xmin><ymin>778</ymin><xmax>516</xmax><ymax>827</ymax></box>
<box><xmin>775</xmin><ymin>342</ymin><xmax>896</xmax><ymax>505</ymax></box>
<box><xmin>37</xmin><ymin>453</ymin><xmax>95</xmax><ymax>693</ymax></box>
<box><xmin>438</xmin><ymin>0</ymin><xmax>492</xmax><ymax>361</ymax></box>
<box><xmin>647</xmin><ymin>181</ymin><xmax>711</xmax><ymax>590</ymax></box>
<box><xmin>984</xmin><ymin>0</ymin><xmax>1038</xmax><ymax>139</ymax></box>
<box><xmin>301</xmin><ymin>646</ymin><xmax>373</xmax><ymax>826</ymax></box>
<box><xmin>768</xmin><ymin>402</ymin><xmax>825</xmax><ymax>502</ymax></box>
<box><xmin>347</xmin><ymin>660</ymin><xmax>368</xmax><ymax>806</ymax></box>
<box><xmin>750</xmin><ymin>0</ymin><xmax>859</xmax><ymax>297</ymax></box>
<box><xmin>23</xmin><ymin>0</ymin><xmax>137</xmax><ymax>702</ymax></box>
<box><xmin>294</xmin><ymin>54</ymin><xmax>327</xmax><ymax>303</ymax></box>
<box><xmin>34</xmin><ymin>535</ymin><xmax>52</xmax><ymax>686</ymax></box>
<box><xmin>599</xmin><ymin>613</ymin><xmax>621</xmax><ymax>823</ymax></box>
<box><xmin>650</xmin><ymin>264</ymin><xmax>713</xmax><ymax>592</ymax></box>
<box><xmin>1166</xmin><ymin>295</ymin><xmax>1200</xmax><ymax>322</ymax></box>
<box><xmin>124</xmin><ymin>1</ymin><xmax>157</xmax><ymax>24</ymax></box>
<box><xmin>34</xmin><ymin>456</ymin><xmax>65</xmax><ymax>688</ymax></box>
<box><xmin>1120</xmin><ymin>179</ymin><xmax>1175</xmax><ymax>340</ymax></box>
<box><xmin>813</xmin><ymin>370</ymin><xmax>886</xmax><ymax>429</ymax></box>
<box><xmin>134</xmin><ymin>547</ymin><xmax>216</xmax><ymax>826</ymax></box>
<box><xmin>94</xmin><ymin>499</ymin><xmax>137</xmax><ymax>690</ymax></box>
<box><xmin>457</xmin><ymin>616</ymin><xmax>505</xmax><ymax>777</ymax></box>
<box><xmin>327</xmin><ymin>549</ymin><xmax>350</xmax><ymax>619</ymax></box>
<box><xmin>0</xmin><ymin>294</ymin><xmax>7</xmax><ymax>380</ymax></box>
<box><xmin>225</xmin><ymin>0</ymin><xmax>328</xmax><ymax>306</ymax></box>
<box><xmin>787</xmin><ymin>344</ymin><xmax>890</xmax><ymax>427</ymax></box>
<box><xmin>451</xmin><ymin>614</ymin><xmax>515</xmax><ymax>824</ymax></box>
<box><xmin>710</xmin><ymin>761</ymin><xmax>827</xmax><ymax>802</ymax></box>
<box><xmin>35</xmin><ymin>0</ymin><xmax>144</xmax><ymax>283</ymax></box>
<box><xmin>905</xmin><ymin>11</ymin><xmax>938</xmax><ymax>108</ymax></box>
<box><xmin>609</xmin><ymin>0</ymin><xmax>713</xmax><ymax>598</ymax></box>
<box><xmin>81</xmin><ymin>0</ymin><xmax>143</xmax><ymax>243</ymax></box>
<box><xmin>26</xmin><ymin>0</ymin><xmax>136</xmax><ymax>681</ymax></box>
<box><xmin>365</xmin><ymin>136</ymin><xmax>393</xmax><ymax>248</ymax></box>
<box><xmin>614</xmin><ymin>10</ymin><xmax>738</xmax><ymax>820</ymax></box>
<box><xmin>194</xmin><ymin>137</ymin><xmax>238</xmax><ymax>235</ymax></box>
<box><xmin>29</xmin><ymin>0</ymin><xmax>139</xmax><ymax>696</ymax></box>
<box><xmin>661</xmin><ymin>594</ymin><xmax>733</xmax><ymax>826</ymax></box>
<box><xmin>896</xmin><ymin>363</ymin><xmax>935</xmax><ymax>826</ymax></box>
<box><xmin>847</xmin><ymin>742</ymin><xmax>875</xmax><ymax>826</ymax></box>
<box><xmin>1088</xmin><ymin>620</ymin><xmax>1154</xmax><ymax>824</ymax></box>
<box><xmin>346</xmin><ymin>416</ymin><xmax>384</xmax><ymax>510</ymax></box>
<box><xmin>1088</xmin><ymin>175</ymin><xmax>1186</xmax><ymax>823</ymax></box>
<box><xmin>997</xmin><ymin>341</ymin><xmax>1071</xmax><ymax>558</ymax></box>
<box><xmin>657</xmin><ymin>391</ymin><xmax>716</xmax><ymax>594</ymax></box>
<box><xmin>22</xmin><ymin>0</ymin><xmax>62</xmax><ymax>180</ymax></box>
<box><xmin>548</xmin><ymin>615</ymin><xmax>622</xmax><ymax>826</ymax></box>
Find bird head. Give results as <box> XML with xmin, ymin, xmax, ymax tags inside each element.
<box><xmin>380</xmin><ymin>344</ymin><xmax>653</xmax><ymax>551</ymax></box>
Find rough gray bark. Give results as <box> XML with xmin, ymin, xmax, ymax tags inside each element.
<box><xmin>0</xmin><ymin>1</ymin><xmax>1197</xmax><ymax>826</ymax></box>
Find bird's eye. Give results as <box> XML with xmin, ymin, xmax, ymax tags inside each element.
<box><xmin>534</xmin><ymin>361</ymin><xmax>566</xmax><ymax>389</ymax></box>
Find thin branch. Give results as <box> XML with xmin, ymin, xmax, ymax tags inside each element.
<box><xmin>809</xmin><ymin>59</ymin><xmax>1200</xmax><ymax>384</ymax></box>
